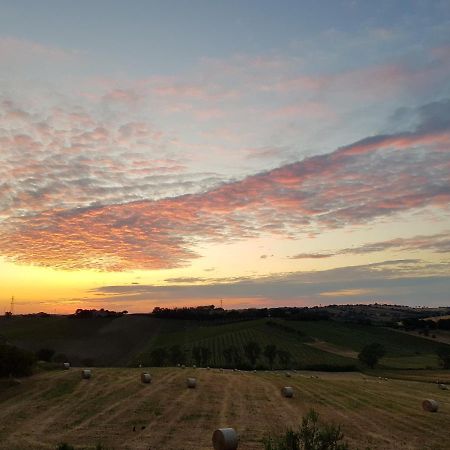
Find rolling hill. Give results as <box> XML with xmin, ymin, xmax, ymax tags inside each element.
<box><xmin>1</xmin><ymin>315</ymin><xmax>448</xmax><ymax>370</ymax></box>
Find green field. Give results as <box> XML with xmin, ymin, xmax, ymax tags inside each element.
<box><xmin>1</xmin><ymin>315</ymin><xmax>448</xmax><ymax>370</ymax></box>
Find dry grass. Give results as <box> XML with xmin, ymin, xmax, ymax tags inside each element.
<box><xmin>0</xmin><ymin>368</ymin><xmax>449</xmax><ymax>449</ymax></box>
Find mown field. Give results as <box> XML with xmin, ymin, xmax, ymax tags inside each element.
<box><xmin>1</xmin><ymin>315</ymin><xmax>448</xmax><ymax>369</ymax></box>
<box><xmin>0</xmin><ymin>367</ymin><xmax>449</xmax><ymax>450</ymax></box>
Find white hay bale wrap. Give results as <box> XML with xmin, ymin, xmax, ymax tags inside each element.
<box><xmin>141</xmin><ymin>372</ymin><xmax>152</xmax><ymax>383</ymax></box>
<box><xmin>81</xmin><ymin>369</ymin><xmax>91</xmax><ymax>379</ymax></box>
<box><xmin>63</xmin><ymin>362</ymin><xmax>70</xmax><ymax>370</ymax></box>
<box><xmin>212</xmin><ymin>427</ymin><xmax>239</xmax><ymax>450</ymax></box>
<box><xmin>285</xmin><ymin>372</ymin><xmax>291</xmax><ymax>378</ymax></box>
<box><xmin>186</xmin><ymin>377</ymin><xmax>197</xmax><ymax>388</ymax></box>
<box><xmin>422</xmin><ymin>399</ymin><xmax>439</xmax><ymax>412</ymax></box>
<box><xmin>282</xmin><ymin>386</ymin><xmax>294</xmax><ymax>398</ymax></box>
<box><xmin>438</xmin><ymin>384</ymin><xmax>448</xmax><ymax>390</ymax></box>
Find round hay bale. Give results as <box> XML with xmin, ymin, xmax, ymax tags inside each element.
<box><xmin>212</xmin><ymin>427</ymin><xmax>239</xmax><ymax>450</ymax></box>
<box><xmin>285</xmin><ymin>372</ymin><xmax>291</xmax><ymax>378</ymax></box>
<box><xmin>186</xmin><ymin>377</ymin><xmax>197</xmax><ymax>388</ymax></box>
<box><xmin>422</xmin><ymin>399</ymin><xmax>439</xmax><ymax>412</ymax></box>
<box><xmin>81</xmin><ymin>369</ymin><xmax>91</xmax><ymax>379</ymax></box>
<box><xmin>193</xmin><ymin>364</ymin><xmax>197</xmax><ymax>369</ymax></box>
<box><xmin>181</xmin><ymin>364</ymin><xmax>186</xmax><ymax>369</ymax></box>
<box><xmin>282</xmin><ymin>386</ymin><xmax>294</xmax><ymax>398</ymax></box>
<box><xmin>438</xmin><ymin>384</ymin><xmax>448</xmax><ymax>390</ymax></box>
<box><xmin>63</xmin><ymin>362</ymin><xmax>70</xmax><ymax>370</ymax></box>
<box><xmin>141</xmin><ymin>372</ymin><xmax>152</xmax><ymax>384</ymax></box>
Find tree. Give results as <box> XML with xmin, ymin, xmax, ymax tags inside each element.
<box><xmin>192</xmin><ymin>346</ymin><xmax>203</xmax><ymax>366</ymax></box>
<box><xmin>37</xmin><ymin>348</ymin><xmax>55</xmax><ymax>362</ymax></box>
<box><xmin>223</xmin><ymin>345</ymin><xmax>243</xmax><ymax>368</ymax></box>
<box><xmin>264</xmin><ymin>344</ymin><xmax>278</xmax><ymax>369</ymax></box>
<box><xmin>244</xmin><ymin>341</ymin><xmax>261</xmax><ymax>368</ymax></box>
<box><xmin>200</xmin><ymin>347</ymin><xmax>211</xmax><ymax>366</ymax></box>
<box><xmin>358</xmin><ymin>343</ymin><xmax>386</xmax><ymax>369</ymax></box>
<box><xmin>149</xmin><ymin>347</ymin><xmax>167</xmax><ymax>366</ymax></box>
<box><xmin>277</xmin><ymin>349</ymin><xmax>292</xmax><ymax>369</ymax></box>
<box><xmin>0</xmin><ymin>343</ymin><xmax>35</xmax><ymax>377</ymax></box>
<box><xmin>436</xmin><ymin>345</ymin><xmax>450</xmax><ymax>369</ymax></box>
<box><xmin>53</xmin><ymin>353</ymin><xmax>69</xmax><ymax>363</ymax></box>
<box><xmin>169</xmin><ymin>345</ymin><xmax>185</xmax><ymax>365</ymax></box>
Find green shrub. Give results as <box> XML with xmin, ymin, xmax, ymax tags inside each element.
<box><xmin>263</xmin><ymin>409</ymin><xmax>349</xmax><ymax>450</ymax></box>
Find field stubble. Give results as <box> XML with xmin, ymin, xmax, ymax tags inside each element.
<box><xmin>0</xmin><ymin>368</ymin><xmax>449</xmax><ymax>450</ymax></box>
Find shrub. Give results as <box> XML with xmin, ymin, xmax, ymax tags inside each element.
<box><xmin>149</xmin><ymin>348</ymin><xmax>167</xmax><ymax>366</ymax></box>
<box><xmin>56</xmin><ymin>444</ymin><xmax>75</xmax><ymax>450</ymax></box>
<box><xmin>263</xmin><ymin>409</ymin><xmax>349</xmax><ymax>450</ymax></box>
<box><xmin>53</xmin><ymin>353</ymin><xmax>69</xmax><ymax>363</ymax></box>
<box><xmin>264</xmin><ymin>344</ymin><xmax>278</xmax><ymax>369</ymax></box>
<box><xmin>0</xmin><ymin>343</ymin><xmax>35</xmax><ymax>377</ymax></box>
<box><xmin>436</xmin><ymin>345</ymin><xmax>450</xmax><ymax>369</ymax></box>
<box><xmin>358</xmin><ymin>343</ymin><xmax>386</xmax><ymax>369</ymax></box>
<box><xmin>37</xmin><ymin>348</ymin><xmax>55</xmax><ymax>362</ymax></box>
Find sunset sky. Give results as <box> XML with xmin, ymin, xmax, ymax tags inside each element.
<box><xmin>0</xmin><ymin>1</ymin><xmax>449</xmax><ymax>313</ymax></box>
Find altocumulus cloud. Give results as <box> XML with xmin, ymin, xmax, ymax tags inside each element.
<box><xmin>0</xmin><ymin>99</ymin><xmax>449</xmax><ymax>271</ymax></box>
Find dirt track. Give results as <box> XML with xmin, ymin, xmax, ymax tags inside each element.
<box><xmin>0</xmin><ymin>368</ymin><xmax>449</xmax><ymax>450</ymax></box>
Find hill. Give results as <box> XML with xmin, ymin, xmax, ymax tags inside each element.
<box><xmin>0</xmin><ymin>367</ymin><xmax>449</xmax><ymax>449</ymax></box>
<box><xmin>1</xmin><ymin>314</ymin><xmax>448</xmax><ymax>370</ymax></box>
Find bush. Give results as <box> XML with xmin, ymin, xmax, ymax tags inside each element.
<box><xmin>56</xmin><ymin>443</ymin><xmax>75</xmax><ymax>450</ymax></box>
<box><xmin>358</xmin><ymin>343</ymin><xmax>386</xmax><ymax>369</ymax></box>
<box><xmin>53</xmin><ymin>353</ymin><xmax>69</xmax><ymax>363</ymax></box>
<box><xmin>436</xmin><ymin>345</ymin><xmax>450</xmax><ymax>369</ymax></box>
<box><xmin>263</xmin><ymin>409</ymin><xmax>349</xmax><ymax>450</ymax></box>
<box><xmin>0</xmin><ymin>343</ymin><xmax>35</xmax><ymax>377</ymax></box>
<box><xmin>37</xmin><ymin>348</ymin><xmax>55</xmax><ymax>362</ymax></box>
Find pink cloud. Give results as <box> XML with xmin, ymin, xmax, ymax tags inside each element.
<box><xmin>1</xmin><ymin>111</ymin><xmax>448</xmax><ymax>270</ymax></box>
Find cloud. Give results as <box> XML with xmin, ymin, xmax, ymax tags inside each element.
<box><xmin>0</xmin><ymin>37</ymin><xmax>79</xmax><ymax>62</ymax></box>
<box><xmin>290</xmin><ymin>231</ymin><xmax>450</xmax><ymax>259</ymax></box>
<box><xmin>0</xmin><ymin>98</ymin><xmax>224</xmax><ymax>220</ymax></box>
<box><xmin>88</xmin><ymin>259</ymin><xmax>450</xmax><ymax>308</ymax></box>
<box><xmin>0</xmin><ymin>99</ymin><xmax>449</xmax><ymax>271</ymax></box>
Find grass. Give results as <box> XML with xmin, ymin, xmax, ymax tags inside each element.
<box><xmin>1</xmin><ymin>315</ymin><xmax>449</xmax><ymax>370</ymax></box>
<box><xmin>0</xmin><ymin>368</ymin><xmax>449</xmax><ymax>449</ymax></box>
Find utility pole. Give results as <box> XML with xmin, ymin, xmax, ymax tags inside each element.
<box><xmin>10</xmin><ymin>295</ymin><xmax>14</xmax><ymax>315</ymax></box>
<box><xmin>220</xmin><ymin>298</ymin><xmax>223</xmax><ymax>309</ymax></box>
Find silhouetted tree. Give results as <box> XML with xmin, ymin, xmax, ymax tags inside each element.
<box><xmin>192</xmin><ymin>346</ymin><xmax>203</xmax><ymax>366</ymax></box>
<box><xmin>169</xmin><ymin>345</ymin><xmax>185</xmax><ymax>365</ymax></box>
<box><xmin>244</xmin><ymin>341</ymin><xmax>261</xmax><ymax>368</ymax></box>
<box><xmin>149</xmin><ymin>348</ymin><xmax>167</xmax><ymax>366</ymax></box>
<box><xmin>201</xmin><ymin>346</ymin><xmax>211</xmax><ymax>366</ymax></box>
<box><xmin>277</xmin><ymin>349</ymin><xmax>292</xmax><ymax>369</ymax></box>
<box><xmin>436</xmin><ymin>345</ymin><xmax>450</xmax><ymax>369</ymax></box>
<box><xmin>37</xmin><ymin>348</ymin><xmax>55</xmax><ymax>362</ymax></box>
<box><xmin>358</xmin><ymin>343</ymin><xmax>386</xmax><ymax>369</ymax></box>
<box><xmin>53</xmin><ymin>353</ymin><xmax>69</xmax><ymax>363</ymax></box>
<box><xmin>223</xmin><ymin>345</ymin><xmax>243</xmax><ymax>368</ymax></box>
<box><xmin>0</xmin><ymin>343</ymin><xmax>35</xmax><ymax>377</ymax></box>
<box><xmin>264</xmin><ymin>344</ymin><xmax>278</xmax><ymax>369</ymax></box>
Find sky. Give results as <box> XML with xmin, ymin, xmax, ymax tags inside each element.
<box><xmin>0</xmin><ymin>0</ymin><xmax>449</xmax><ymax>313</ymax></box>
